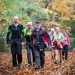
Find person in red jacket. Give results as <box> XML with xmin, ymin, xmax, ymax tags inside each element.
<box><xmin>32</xmin><ymin>22</ymin><xmax>51</xmax><ymax>69</ymax></box>
<box><xmin>53</xmin><ymin>27</ymin><xmax>64</xmax><ymax>64</ymax></box>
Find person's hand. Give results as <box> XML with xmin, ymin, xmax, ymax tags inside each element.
<box><xmin>68</xmin><ymin>45</ymin><xmax>71</xmax><ymax>48</ymax></box>
<box><xmin>49</xmin><ymin>45</ymin><xmax>52</xmax><ymax>49</ymax></box>
<box><xmin>48</xmin><ymin>45</ymin><xmax>53</xmax><ymax>50</ymax></box>
<box><xmin>45</xmin><ymin>42</ymin><xmax>48</xmax><ymax>47</ymax></box>
<box><xmin>57</xmin><ymin>42</ymin><xmax>60</xmax><ymax>45</ymax></box>
<box><xmin>22</xmin><ymin>42</ymin><xmax>25</xmax><ymax>45</ymax></box>
<box><xmin>7</xmin><ymin>44</ymin><xmax>11</xmax><ymax>48</ymax></box>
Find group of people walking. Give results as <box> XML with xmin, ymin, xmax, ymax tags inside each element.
<box><xmin>48</xmin><ymin>27</ymin><xmax>70</xmax><ymax>64</ymax></box>
<box><xmin>7</xmin><ymin>16</ymin><xmax>70</xmax><ymax>70</ymax></box>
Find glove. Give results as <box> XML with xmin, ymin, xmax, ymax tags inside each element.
<box><xmin>45</xmin><ymin>42</ymin><xmax>48</xmax><ymax>47</ymax></box>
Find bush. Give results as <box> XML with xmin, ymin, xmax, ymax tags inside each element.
<box><xmin>34</xmin><ymin>11</ymin><xmax>49</xmax><ymax>21</ymax></box>
<box><xmin>0</xmin><ymin>37</ymin><xmax>9</xmax><ymax>52</ymax></box>
<box><xmin>0</xmin><ymin>31</ymin><xmax>4</xmax><ymax>37</ymax></box>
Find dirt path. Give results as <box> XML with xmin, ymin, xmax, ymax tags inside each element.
<box><xmin>0</xmin><ymin>51</ymin><xmax>75</xmax><ymax>75</ymax></box>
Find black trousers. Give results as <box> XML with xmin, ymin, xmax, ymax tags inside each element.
<box><xmin>12</xmin><ymin>53</ymin><xmax>22</xmax><ymax>67</ymax></box>
<box><xmin>62</xmin><ymin>45</ymin><xmax>68</xmax><ymax>60</ymax></box>
<box><xmin>11</xmin><ymin>41</ymin><xmax>22</xmax><ymax>67</ymax></box>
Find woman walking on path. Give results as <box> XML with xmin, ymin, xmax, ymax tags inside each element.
<box><xmin>53</xmin><ymin>27</ymin><xmax>64</xmax><ymax>64</ymax></box>
<box><xmin>62</xmin><ymin>32</ymin><xmax>70</xmax><ymax>61</ymax></box>
<box><xmin>48</xmin><ymin>28</ymin><xmax>55</xmax><ymax>60</ymax></box>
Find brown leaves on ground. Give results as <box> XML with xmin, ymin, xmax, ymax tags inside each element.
<box><xmin>0</xmin><ymin>51</ymin><xmax>75</xmax><ymax>75</ymax></box>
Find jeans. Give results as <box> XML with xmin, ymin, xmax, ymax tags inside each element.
<box><xmin>34</xmin><ymin>46</ymin><xmax>45</xmax><ymax>67</ymax></box>
<box><xmin>26</xmin><ymin>43</ymin><xmax>35</xmax><ymax>65</ymax></box>
<box><xmin>40</xmin><ymin>50</ymin><xmax>45</xmax><ymax>67</ymax></box>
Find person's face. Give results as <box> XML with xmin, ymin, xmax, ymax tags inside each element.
<box><xmin>13</xmin><ymin>18</ymin><xmax>18</xmax><ymax>24</ymax></box>
<box><xmin>27</xmin><ymin>24</ymin><xmax>32</xmax><ymax>29</ymax></box>
<box><xmin>36</xmin><ymin>23</ymin><xmax>41</xmax><ymax>29</ymax></box>
<box><xmin>51</xmin><ymin>31</ymin><xmax>54</xmax><ymax>34</ymax></box>
<box><xmin>56</xmin><ymin>29</ymin><xmax>60</xmax><ymax>33</ymax></box>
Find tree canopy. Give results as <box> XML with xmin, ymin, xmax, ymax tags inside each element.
<box><xmin>0</xmin><ymin>0</ymin><xmax>75</xmax><ymax>36</ymax></box>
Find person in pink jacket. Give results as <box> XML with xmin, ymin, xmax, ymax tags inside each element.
<box><xmin>62</xmin><ymin>32</ymin><xmax>70</xmax><ymax>60</ymax></box>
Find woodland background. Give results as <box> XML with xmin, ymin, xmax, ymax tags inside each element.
<box><xmin>0</xmin><ymin>0</ymin><xmax>75</xmax><ymax>51</ymax></box>
<box><xmin>0</xmin><ymin>0</ymin><xmax>75</xmax><ymax>75</ymax></box>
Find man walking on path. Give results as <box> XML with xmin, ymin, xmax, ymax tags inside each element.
<box><xmin>24</xmin><ymin>22</ymin><xmax>35</xmax><ymax>67</ymax></box>
<box><xmin>7</xmin><ymin>16</ymin><xmax>24</xmax><ymax>69</ymax></box>
<box><xmin>32</xmin><ymin>22</ymin><xmax>51</xmax><ymax>69</ymax></box>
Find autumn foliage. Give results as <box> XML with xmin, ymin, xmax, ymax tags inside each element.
<box><xmin>0</xmin><ymin>51</ymin><xmax>75</xmax><ymax>75</ymax></box>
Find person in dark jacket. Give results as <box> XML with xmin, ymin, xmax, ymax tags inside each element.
<box><xmin>7</xmin><ymin>16</ymin><xmax>24</xmax><ymax>69</ymax></box>
<box><xmin>32</xmin><ymin>22</ymin><xmax>51</xmax><ymax>69</ymax></box>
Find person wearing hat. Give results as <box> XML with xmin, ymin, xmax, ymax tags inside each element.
<box><xmin>24</xmin><ymin>22</ymin><xmax>35</xmax><ymax>67</ymax></box>
<box><xmin>7</xmin><ymin>16</ymin><xmax>24</xmax><ymax>69</ymax></box>
<box><xmin>32</xmin><ymin>22</ymin><xmax>51</xmax><ymax>69</ymax></box>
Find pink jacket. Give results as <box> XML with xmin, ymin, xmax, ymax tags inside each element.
<box><xmin>63</xmin><ymin>36</ymin><xmax>70</xmax><ymax>45</ymax></box>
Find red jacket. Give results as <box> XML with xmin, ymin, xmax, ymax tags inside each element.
<box><xmin>32</xmin><ymin>29</ymin><xmax>50</xmax><ymax>46</ymax></box>
<box><xmin>42</xmin><ymin>31</ymin><xmax>50</xmax><ymax>45</ymax></box>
